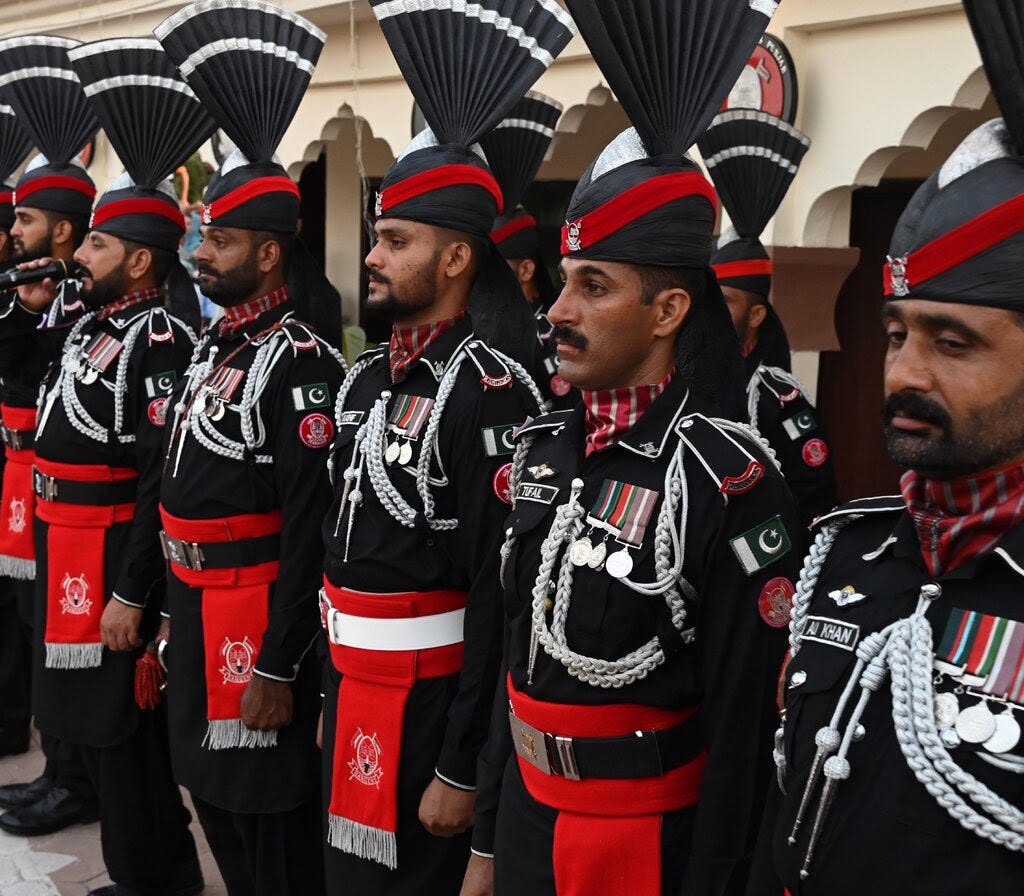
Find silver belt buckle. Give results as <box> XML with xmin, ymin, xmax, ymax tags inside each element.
<box><xmin>554</xmin><ymin>735</ymin><xmax>581</xmax><ymax>781</ymax></box>
<box><xmin>509</xmin><ymin>708</ymin><xmax>552</xmax><ymax>776</ymax></box>
<box><xmin>33</xmin><ymin>471</ymin><xmax>57</xmax><ymax>501</ymax></box>
<box><xmin>160</xmin><ymin>532</ymin><xmax>204</xmax><ymax>571</ymax></box>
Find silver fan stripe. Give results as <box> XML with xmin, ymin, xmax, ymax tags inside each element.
<box><xmin>523</xmin><ymin>89</ymin><xmax>563</xmax><ymax>113</ymax></box>
<box><xmin>0</xmin><ymin>36</ymin><xmax>80</xmax><ymax>50</ymax></box>
<box><xmin>703</xmin><ymin>145</ymin><xmax>800</xmax><ymax>175</ymax></box>
<box><xmin>749</xmin><ymin>0</ymin><xmax>779</xmax><ymax>16</ymax></box>
<box><xmin>178</xmin><ymin>39</ymin><xmax>316</xmax><ymax>78</ymax></box>
<box><xmin>494</xmin><ymin>118</ymin><xmax>555</xmax><ymax>138</ymax></box>
<box><xmin>68</xmin><ymin>38</ymin><xmax>162</xmax><ymax>59</ymax></box>
<box><xmin>155</xmin><ymin>0</ymin><xmax>326</xmax><ymax>44</ymax></box>
<box><xmin>0</xmin><ymin>67</ymin><xmax>78</xmax><ymax>88</ymax></box>
<box><xmin>83</xmin><ymin>75</ymin><xmax>198</xmax><ymax>99</ymax></box>
<box><xmin>373</xmin><ymin>1</ymin><xmax>575</xmax><ymax>66</ymax></box>
<box><xmin>0</xmin><ymin>104</ymin><xmax>13</xmax><ymax>116</ymax></box>
<box><xmin>711</xmin><ymin>109</ymin><xmax>811</xmax><ymax>146</ymax></box>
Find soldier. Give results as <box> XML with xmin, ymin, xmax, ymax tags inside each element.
<box><xmin>318</xmin><ymin>2</ymin><xmax>574</xmax><ymax>894</ymax></box>
<box><xmin>156</xmin><ymin>3</ymin><xmax>345</xmax><ymax>893</ymax></box>
<box><xmin>750</xmin><ymin>3</ymin><xmax>1024</xmax><ymax>893</ymax></box>
<box><xmin>481</xmin><ymin>93</ymin><xmax>575</xmax><ymax>410</ymax></box>
<box><xmin>462</xmin><ymin>3</ymin><xmax>802</xmax><ymax>896</ymax></box>
<box><xmin>0</xmin><ymin>39</ymin><xmax>102</xmax><ymax>839</ymax></box>
<box><xmin>0</xmin><ymin>104</ymin><xmax>33</xmax><ymax>759</ymax></box>
<box><xmin>698</xmin><ymin>101</ymin><xmax>838</xmax><ymax>527</ymax></box>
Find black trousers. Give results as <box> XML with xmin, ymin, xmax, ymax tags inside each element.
<box><xmin>0</xmin><ymin>576</ymin><xmax>29</xmax><ymax>728</ymax></box>
<box><xmin>322</xmin><ymin>675</ymin><xmax>471</xmax><ymax>896</ymax></box>
<box><xmin>79</xmin><ymin>706</ymin><xmax>202</xmax><ymax>896</ymax></box>
<box><xmin>193</xmin><ymin>796</ymin><xmax>326</xmax><ymax>896</ymax></box>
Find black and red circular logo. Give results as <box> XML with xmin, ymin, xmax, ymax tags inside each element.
<box><xmin>721</xmin><ymin>33</ymin><xmax>799</xmax><ymax>124</ymax></box>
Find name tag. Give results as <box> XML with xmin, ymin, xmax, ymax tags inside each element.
<box><xmin>515</xmin><ymin>483</ymin><xmax>559</xmax><ymax>505</ymax></box>
<box><xmin>803</xmin><ymin>616</ymin><xmax>860</xmax><ymax>651</ymax></box>
<box><xmin>339</xmin><ymin>411</ymin><xmax>364</xmax><ymax>426</ymax></box>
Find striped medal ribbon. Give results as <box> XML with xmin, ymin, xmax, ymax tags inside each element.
<box><xmin>385</xmin><ymin>394</ymin><xmax>435</xmax><ymax>466</ymax></box>
<box><xmin>76</xmin><ymin>332</ymin><xmax>124</xmax><ymax>384</ymax></box>
<box><xmin>569</xmin><ymin>479</ymin><xmax>659</xmax><ymax>579</ymax></box>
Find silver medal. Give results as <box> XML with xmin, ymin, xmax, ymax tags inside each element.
<box><xmin>384</xmin><ymin>441</ymin><xmax>402</xmax><ymax>465</ymax></box>
<box><xmin>934</xmin><ymin>692</ymin><xmax>959</xmax><ymax>731</ymax></box>
<box><xmin>605</xmin><ymin>549</ymin><xmax>634</xmax><ymax>579</ymax></box>
<box><xmin>78</xmin><ymin>366</ymin><xmax>99</xmax><ymax>384</ymax></box>
<box><xmin>982</xmin><ymin>708</ymin><xmax>1021</xmax><ymax>755</ymax></box>
<box><xmin>398</xmin><ymin>441</ymin><xmax>414</xmax><ymax>466</ymax></box>
<box><xmin>587</xmin><ymin>541</ymin><xmax>607</xmax><ymax>569</ymax></box>
<box><xmin>955</xmin><ymin>700</ymin><xmax>997</xmax><ymax>744</ymax></box>
<box><xmin>569</xmin><ymin>537</ymin><xmax>593</xmax><ymax>567</ymax></box>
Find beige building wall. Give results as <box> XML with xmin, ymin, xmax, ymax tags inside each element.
<box><xmin>0</xmin><ymin>0</ymin><xmax>998</xmax><ymax>371</ymax></box>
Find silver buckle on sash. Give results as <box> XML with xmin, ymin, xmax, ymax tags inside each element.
<box><xmin>159</xmin><ymin>531</ymin><xmax>205</xmax><ymax>571</ymax></box>
<box><xmin>554</xmin><ymin>736</ymin><xmax>581</xmax><ymax>781</ymax></box>
<box><xmin>0</xmin><ymin>425</ymin><xmax>22</xmax><ymax>450</ymax></box>
<box><xmin>509</xmin><ymin>708</ymin><xmax>552</xmax><ymax>775</ymax></box>
<box><xmin>34</xmin><ymin>471</ymin><xmax>58</xmax><ymax>501</ymax></box>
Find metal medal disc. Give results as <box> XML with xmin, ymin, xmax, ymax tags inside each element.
<box><xmin>78</xmin><ymin>366</ymin><xmax>99</xmax><ymax>384</ymax></box>
<box><xmin>934</xmin><ymin>692</ymin><xmax>960</xmax><ymax>731</ymax></box>
<box><xmin>206</xmin><ymin>399</ymin><xmax>225</xmax><ymax>421</ymax></box>
<box><xmin>587</xmin><ymin>541</ymin><xmax>607</xmax><ymax>570</ymax></box>
<box><xmin>569</xmin><ymin>537</ymin><xmax>593</xmax><ymax>567</ymax></box>
<box><xmin>955</xmin><ymin>700</ymin><xmax>997</xmax><ymax>744</ymax></box>
<box><xmin>982</xmin><ymin>709</ymin><xmax>1021</xmax><ymax>755</ymax></box>
<box><xmin>384</xmin><ymin>440</ymin><xmax>402</xmax><ymax>465</ymax></box>
<box><xmin>398</xmin><ymin>441</ymin><xmax>414</xmax><ymax>466</ymax></box>
<box><xmin>605</xmin><ymin>549</ymin><xmax>634</xmax><ymax>580</ymax></box>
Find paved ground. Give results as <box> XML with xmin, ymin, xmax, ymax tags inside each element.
<box><xmin>0</xmin><ymin>729</ymin><xmax>227</xmax><ymax>896</ymax></box>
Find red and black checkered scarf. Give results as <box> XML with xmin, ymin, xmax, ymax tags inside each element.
<box><xmin>388</xmin><ymin>312</ymin><xmax>466</xmax><ymax>384</ymax></box>
<box><xmin>581</xmin><ymin>370</ymin><xmax>672</xmax><ymax>457</ymax></box>
<box><xmin>901</xmin><ymin>461</ymin><xmax>1024</xmax><ymax>575</ymax></box>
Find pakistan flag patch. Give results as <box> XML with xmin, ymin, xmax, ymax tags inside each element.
<box><xmin>730</xmin><ymin>516</ymin><xmax>792</xmax><ymax>576</ymax></box>
<box><xmin>144</xmin><ymin>371</ymin><xmax>177</xmax><ymax>397</ymax></box>
<box><xmin>292</xmin><ymin>382</ymin><xmax>331</xmax><ymax>411</ymax></box>
<box><xmin>782</xmin><ymin>409</ymin><xmax>817</xmax><ymax>441</ymax></box>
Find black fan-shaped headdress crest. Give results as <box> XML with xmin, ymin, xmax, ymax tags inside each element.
<box><xmin>0</xmin><ymin>105</ymin><xmax>31</xmax><ymax>186</ymax></box>
<box><xmin>882</xmin><ymin>0</ymin><xmax>1024</xmax><ymax>312</ymax></box>
<box><xmin>0</xmin><ymin>36</ymin><xmax>98</xmax><ymax>217</ymax></box>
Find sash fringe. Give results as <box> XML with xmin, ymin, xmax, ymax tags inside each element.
<box><xmin>328</xmin><ymin>815</ymin><xmax>398</xmax><ymax>870</ymax></box>
<box><xmin>202</xmin><ymin>719</ymin><xmax>278</xmax><ymax>751</ymax></box>
<box><xmin>0</xmin><ymin>556</ymin><xmax>35</xmax><ymax>580</ymax></box>
<box><xmin>45</xmin><ymin>642</ymin><xmax>103</xmax><ymax>669</ymax></box>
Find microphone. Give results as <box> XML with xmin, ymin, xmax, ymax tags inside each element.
<box><xmin>0</xmin><ymin>259</ymin><xmax>80</xmax><ymax>290</ymax></box>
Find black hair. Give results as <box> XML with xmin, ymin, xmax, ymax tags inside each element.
<box><xmin>43</xmin><ymin>209</ymin><xmax>89</xmax><ymax>249</ymax></box>
<box><xmin>252</xmin><ymin>230</ymin><xmax>296</xmax><ymax>277</ymax></box>
<box><xmin>120</xmin><ymin>237</ymin><xmax>178</xmax><ymax>285</ymax></box>
<box><xmin>637</xmin><ymin>264</ymin><xmax>706</xmax><ymax>307</ymax></box>
<box><xmin>433</xmin><ymin>226</ymin><xmax>489</xmax><ymax>279</ymax></box>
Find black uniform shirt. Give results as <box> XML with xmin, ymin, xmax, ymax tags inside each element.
<box><xmin>754</xmin><ymin>498</ymin><xmax>1024</xmax><ymax>896</ymax></box>
<box><xmin>323</xmin><ymin>316</ymin><xmax>543</xmax><ymax>788</ymax></box>
<box><xmin>474</xmin><ymin>373</ymin><xmax>802</xmax><ymax>895</ymax></box>
<box><xmin>161</xmin><ymin>302</ymin><xmax>345</xmax><ymax>681</ymax></box>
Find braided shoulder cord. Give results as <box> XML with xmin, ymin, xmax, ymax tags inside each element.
<box><xmin>789</xmin><ymin>520</ymin><xmax>850</xmax><ymax>656</ymax></box>
<box><xmin>746</xmin><ymin>374</ymin><xmax>762</xmax><ymax>430</ymax></box>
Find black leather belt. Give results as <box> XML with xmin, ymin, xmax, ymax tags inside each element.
<box><xmin>1</xmin><ymin>425</ymin><xmax>34</xmax><ymax>451</ymax></box>
<box><xmin>33</xmin><ymin>469</ymin><xmax>137</xmax><ymax>505</ymax></box>
<box><xmin>160</xmin><ymin>531</ymin><xmax>280</xmax><ymax>572</ymax></box>
<box><xmin>509</xmin><ymin>707</ymin><xmax>702</xmax><ymax>781</ymax></box>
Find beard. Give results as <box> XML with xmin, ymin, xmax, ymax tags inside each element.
<box><xmin>79</xmin><ymin>265</ymin><xmax>130</xmax><ymax>309</ymax></box>
<box><xmin>366</xmin><ymin>255</ymin><xmax>439</xmax><ymax>323</ymax></box>
<box><xmin>884</xmin><ymin>389</ymin><xmax>1024</xmax><ymax>479</ymax></box>
<box><xmin>10</xmin><ymin>232</ymin><xmax>52</xmax><ymax>266</ymax></box>
<box><xmin>196</xmin><ymin>249</ymin><xmax>262</xmax><ymax>307</ymax></box>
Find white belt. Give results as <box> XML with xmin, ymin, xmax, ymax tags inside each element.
<box><xmin>323</xmin><ymin>601</ymin><xmax>465</xmax><ymax>652</ymax></box>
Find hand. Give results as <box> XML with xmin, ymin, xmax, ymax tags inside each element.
<box><xmin>15</xmin><ymin>257</ymin><xmax>60</xmax><ymax>313</ymax></box>
<box><xmin>459</xmin><ymin>854</ymin><xmax>494</xmax><ymax>896</ymax></box>
<box><xmin>418</xmin><ymin>776</ymin><xmax>475</xmax><ymax>837</ymax></box>
<box><xmin>239</xmin><ymin>675</ymin><xmax>294</xmax><ymax>731</ymax></box>
<box><xmin>156</xmin><ymin>616</ymin><xmax>170</xmax><ymax>645</ymax></box>
<box><xmin>316</xmin><ymin>708</ymin><xmax>324</xmax><ymax>750</ymax></box>
<box><xmin>100</xmin><ymin>599</ymin><xmax>143</xmax><ymax>652</ymax></box>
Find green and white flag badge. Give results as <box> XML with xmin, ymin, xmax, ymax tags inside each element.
<box><xmin>730</xmin><ymin>516</ymin><xmax>792</xmax><ymax>575</ymax></box>
<box><xmin>144</xmin><ymin>371</ymin><xmax>177</xmax><ymax>397</ymax></box>
<box><xmin>782</xmin><ymin>410</ymin><xmax>816</xmax><ymax>441</ymax></box>
<box><xmin>292</xmin><ymin>382</ymin><xmax>331</xmax><ymax>411</ymax></box>
<box><xmin>481</xmin><ymin>424</ymin><xmax>517</xmax><ymax>457</ymax></box>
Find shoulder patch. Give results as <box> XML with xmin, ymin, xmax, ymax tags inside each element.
<box><xmin>298</xmin><ymin>412</ymin><xmax>334</xmax><ymax>448</ymax></box>
<box><xmin>730</xmin><ymin>516</ymin><xmax>792</xmax><ymax>575</ymax></box>
<box><xmin>355</xmin><ymin>345</ymin><xmax>387</xmax><ymax>365</ymax></box>
<box><xmin>292</xmin><ymin>382</ymin><xmax>332</xmax><ymax>412</ymax></box>
<box><xmin>146</xmin><ymin>308</ymin><xmax>176</xmax><ymax>344</ymax></box>
<box><xmin>677</xmin><ymin>414</ymin><xmax>767</xmax><ymax>496</ymax></box>
<box><xmin>481</xmin><ymin>424</ymin><xmax>517</xmax><ymax>457</ymax></box>
<box><xmin>282</xmin><ymin>320</ymin><xmax>320</xmax><ymax>351</ymax></box>
<box><xmin>811</xmin><ymin>495</ymin><xmax>904</xmax><ymax>531</ymax></box>
<box><xmin>464</xmin><ymin>340</ymin><xmax>513</xmax><ymax>391</ymax></box>
<box><xmin>757</xmin><ymin>366</ymin><xmax>804</xmax><ymax>405</ymax></box>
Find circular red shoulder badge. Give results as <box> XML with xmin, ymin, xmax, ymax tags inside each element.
<box><xmin>759</xmin><ymin>577</ymin><xmax>795</xmax><ymax>629</ymax></box>
<box><xmin>493</xmin><ymin>462</ymin><xmax>513</xmax><ymax>505</ymax></box>
<box><xmin>802</xmin><ymin>438</ymin><xmax>829</xmax><ymax>468</ymax></box>
<box><xmin>299</xmin><ymin>412</ymin><xmax>334</xmax><ymax>448</ymax></box>
<box><xmin>147</xmin><ymin>397</ymin><xmax>168</xmax><ymax>427</ymax></box>
<box><xmin>721</xmin><ymin>33</ymin><xmax>799</xmax><ymax>123</ymax></box>
<box><xmin>550</xmin><ymin>374</ymin><xmax>572</xmax><ymax>398</ymax></box>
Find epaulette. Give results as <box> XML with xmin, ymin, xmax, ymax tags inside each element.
<box><xmin>676</xmin><ymin>413</ymin><xmax>769</xmax><ymax>496</ymax></box>
<box><xmin>281</xmin><ymin>319</ymin><xmax>323</xmax><ymax>352</ymax></box>
<box><xmin>811</xmin><ymin>495</ymin><xmax>904</xmax><ymax>530</ymax></box>
<box><xmin>464</xmin><ymin>339</ymin><xmax>514</xmax><ymax>390</ymax></box>
<box><xmin>754</xmin><ymin>365</ymin><xmax>804</xmax><ymax>405</ymax></box>
<box><xmin>354</xmin><ymin>344</ymin><xmax>386</xmax><ymax>366</ymax></box>
<box><xmin>513</xmin><ymin>409</ymin><xmax>574</xmax><ymax>442</ymax></box>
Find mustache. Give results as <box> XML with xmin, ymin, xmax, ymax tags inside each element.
<box><xmin>196</xmin><ymin>264</ymin><xmax>219</xmax><ymax>279</ymax></box>
<box><xmin>883</xmin><ymin>392</ymin><xmax>952</xmax><ymax>431</ymax></box>
<box><xmin>77</xmin><ymin>266</ymin><xmax>92</xmax><ymax>281</ymax></box>
<box><xmin>548</xmin><ymin>324</ymin><xmax>587</xmax><ymax>351</ymax></box>
<box><xmin>368</xmin><ymin>270</ymin><xmax>391</xmax><ymax>286</ymax></box>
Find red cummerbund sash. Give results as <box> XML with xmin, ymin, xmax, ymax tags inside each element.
<box><xmin>509</xmin><ymin>679</ymin><xmax>707</xmax><ymax>896</ymax></box>
<box><xmin>160</xmin><ymin>505</ymin><xmax>281</xmax><ymax>751</ymax></box>
<box><xmin>34</xmin><ymin>458</ymin><xmax>137</xmax><ymax>670</ymax></box>
<box><xmin>0</xmin><ymin>405</ymin><xmax>37</xmax><ymax>577</ymax></box>
<box><xmin>320</xmin><ymin>580</ymin><xmax>467</xmax><ymax>870</ymax></box>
